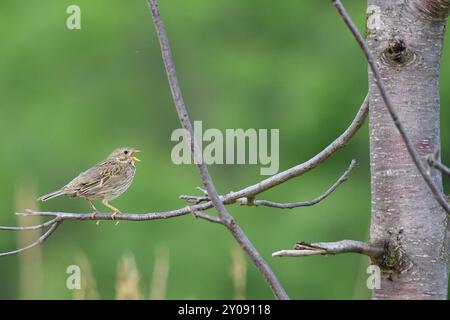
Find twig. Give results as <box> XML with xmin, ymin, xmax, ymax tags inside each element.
<box><xmin>188</xmin><ymin>208</ymin><xmax>222</xmax><ymax>224</ymax></box>
<box><xmin>272</xmin><ymin>240</ymin><xmax>383</xmax><ymax>259</ymax></box>
<box><xmin>332</xmin><ymin>0</ymin><xmax>450</xmax><ymax>215</ymax></box>
<box><xmin>428</xmin><ymin>157</ymin><xmax>450</xmax><ymax>178</ymax></box>
<box><xmin>239</xmin><ymin>160</ymin><xmax>356</xmax><ymax>208</ymax></box>
<box><xmin>179</xmin><ymin>91</ymin><xmax>366</xmax><ymax>205</ymax></box>
<box><xmin>0</xmin><ymin>221</ymin><xmax>61</xmax><ymax>257</ymax></box>
<box><xmin>14</xmin><ymin>207</ymin><xmax>218</xmax><ymax>223</ymax></box>
<box><xmin>180</xmin><ymin>195</ymin><xmax>209</xmax><ymax>204</ymax></box>
<box><xmin>225</xmin><ymin>95</ymin><xmax>368</xmax><ymax>201</ymax></box>
<box><xmin>185</xmin><ymin>160</ymin><xmax>357</xmax><ymax>209</ymax></box>
<box><xmin>0</xmin><ymin>208</ymin><xmax>220</xmax><ymax>257</ymax></box>
<box><xmin>0</xmin><ymin>218</ymin><xmax>59</xmax><ymax>231</ymax></box>
<box><xmin>147</xmin><ymin>0</ymin><xmax>288</xmax><ymax>299</ymax></box>
<box><xmin>181</xmin><ymin>95</ymin><xmax>367</xmax><ymax>206</ymax></box>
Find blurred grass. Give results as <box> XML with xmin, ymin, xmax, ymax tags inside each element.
<box><xmin>0</xmin><ymin>0</ymin><xmax>448</xmax><ymax>299</ymax></box>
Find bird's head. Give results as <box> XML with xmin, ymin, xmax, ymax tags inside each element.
<box><xmin>108</xmin><ymin>147</ymin><xmax>141</xmax><ymax>164</ymax></box>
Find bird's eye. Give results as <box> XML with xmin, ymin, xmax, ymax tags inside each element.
<box><xmin>124</xmin><ymin>150</ymin><xmax>129</xmax><ymax>155</ymax></box>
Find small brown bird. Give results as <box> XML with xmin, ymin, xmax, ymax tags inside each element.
<box><xmin>38</xmin><ymin>147</ymin><xmax>140</xmax><ymax>220</ymax></box>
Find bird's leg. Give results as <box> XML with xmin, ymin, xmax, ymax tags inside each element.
<box><xmin>86</xmin><ymin>198</ymin><xmax>98</xmax><ymax>218</ymax></box>
<box><xmin>86</xmin><ymin>199</ymin><xmax>101</xmax><ymax>225</ymax></box>
<box><xmin>101</xmin><ymin>199</ymin><xmax>121</xmax><ymax>224</ymax></box>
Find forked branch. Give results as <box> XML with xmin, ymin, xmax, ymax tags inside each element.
<box><xmin>0</xmin><ymin>221</ymin><xmax>61</xmax><ymax>257</ymax></box>
<box><xmin>182</xmin><ymin>160</ymin><xmax>357</xmax><ymax>209</ymax></box>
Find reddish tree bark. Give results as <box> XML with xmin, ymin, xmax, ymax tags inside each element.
<box><xmin>367</xmin><ymin>0</ymin><xmax>449</xmax><ymax>299</ymax></box>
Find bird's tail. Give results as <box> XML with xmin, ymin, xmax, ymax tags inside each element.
<box><xmin>38</xmin><ymin>189</ymin><xmax>65</xmax><ymax>201</ymax></box>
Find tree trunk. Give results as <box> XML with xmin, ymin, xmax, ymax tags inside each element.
<box><xmin>367</xmin><ymin>0</ymin><xmax>449</xmax><ymax>299</ymax></box>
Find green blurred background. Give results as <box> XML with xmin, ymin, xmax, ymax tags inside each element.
<box><xmin>0</xmin><ymin>0</ymin><xmax>449</xmax><ymax>300</ymax></box>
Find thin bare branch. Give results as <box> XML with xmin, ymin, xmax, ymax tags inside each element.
<box><xmin>237</xmin><ymin>160</ymin><xmax>356</xmax><ymax>209</ymax></box>
<box><xmin>189</xmin><ymin>208</ymin><xmax>222</xmax><ymax>224</ymax></box>
<box><xmin>147</xmin><ymin>0</ymin><xmax>288</xmax><ymax>299</ymax></box>
<box><xmin>0</xmin><ymin>208</ymin><xmax>220</xmax><ymax>257</ymax></box>
<box><xmin>332</xmin><ymin>0</ymin><xmax>450</xmax><ymax>215</ymax></box>
<box><xmin>0</xmin><ymin>221</ymin><xmax>62</xmax><ymax>258</ymax></box>
<box><xmin>0</xmin><ymin>218</ymin><xmax>59</xmax><ymax>231</ymax></box>
<box><xmin>428</xmin><ymin>157</ymin><xmax>450</xmax><ymax>178</ymax></box>
<box><xmin>272</xmin><ymin>240</ymin><xmax>383</xmax><ymax>259</ymax></box>
<box><xmin>13</xmin><ymin>207</ymin><xmax>216</xmax><ymax>223</ymax></box>
<box><xmin>180</xmin><ymin>94</ymin><xmax>367</xmax><ymax>206</ymax></box>
<box><xmin>185</xmin><ymin>160</ymin><xmax>357</xmax><ymax>209</ymax></box>
<box><xmin>225</xmin><ymin>96</ymin><xmax>368</xmax><ymax>201</ymax></box>
<box><xmin>180</xmin><ymin>194</ymin><xmax>209</xmax><ymax>204</ymax></box>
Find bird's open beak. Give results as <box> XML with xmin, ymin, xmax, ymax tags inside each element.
<box><xmin>131</xmin><ymin>150</ymin><xmax>141</xmax><ymax>162</ymax></box>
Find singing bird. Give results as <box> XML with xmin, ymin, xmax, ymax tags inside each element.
<box><xmin>38</xmin><ymin>147</ymin><xmax>141</xmax><ymax>220</ymax></box>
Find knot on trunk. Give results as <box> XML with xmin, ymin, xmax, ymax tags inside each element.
<box><xmin>381</xmin><ymin>39</ymin><xmax>415</xmax><ymax>66</ymax></box>
<box><xmin>374</xmin><ymin>230</ymin><xmax>414</xmax><ymax>279</ymax></box>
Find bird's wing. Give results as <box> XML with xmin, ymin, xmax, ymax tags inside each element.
<box><xmin>63</xmin><ymin>159</ymin><xmax>122</xmax><ymax>196</ymax></box>
<box><xmin>76</xmin><ymin>175</ymin><xmax>110</xmax><ymax>196</ymax></box>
